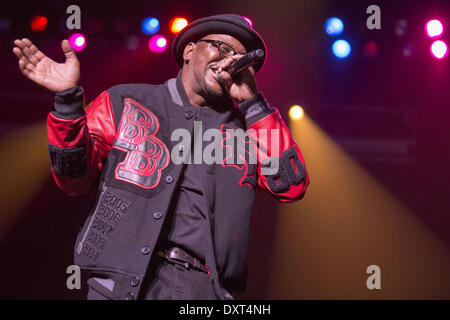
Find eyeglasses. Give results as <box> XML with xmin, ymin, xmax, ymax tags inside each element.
<box><xmin>197</xmin><ymin>39</ymin><xmax>242</xmax><ymax>58</ymax></box>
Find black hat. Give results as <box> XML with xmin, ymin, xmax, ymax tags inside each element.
<box><xmin>172</xmin><ymin>14</ymin><xmax>267</xmax><ymax>73</ymax></box>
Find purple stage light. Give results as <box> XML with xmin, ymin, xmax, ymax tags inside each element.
<box><xmin>148</xmin><ymin>35</ymin><xmax>167</xmax><ymax>53</ymax></box>
<box><xmin>68</xmin><ymin>33</ymin><xmax>86</xmax><ymax>52</ymax></box>
<box><xmin>425</xmin><ymin>19</ymin><xmax>444</xmax><ymax>38</ymax></box>
<box><xmin>430</xmin><ymin>40</ymin><xmax>448</xmax><ymax>60</ymax></box>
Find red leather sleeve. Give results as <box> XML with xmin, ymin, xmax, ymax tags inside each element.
<box><xmin>47</xmin><ymin>91</ymin><xmax>116</xmax><ymax>196</ymax></box>
<box><xmin>248</xmin><ymin>109</ymin><xmax>310</xmax><ymax>203</ymax></box>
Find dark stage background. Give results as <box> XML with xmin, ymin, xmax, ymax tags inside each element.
<box><xmin>0</xmin><ymin>0</ymin><xmax>449</xmax><ymax>299</ymax></box>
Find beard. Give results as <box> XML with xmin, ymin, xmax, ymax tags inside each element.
<box><xmin>204</xmin><ymin>69</ymin><xmax>230</xmax><ymax>100</ymax></box>
<box><xmin>205</xmin><ymin>81</ymin><xmax>224</xmax><ymax>98</ymax></box>
<box><xmin>203</xmin><ymin>77</ymin><xmax>234</xmax><ymax>111</ymax></box>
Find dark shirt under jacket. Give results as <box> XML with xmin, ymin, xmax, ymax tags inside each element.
<box><xmin>159</xmin><ymin>162</ymin><xmax>208</xmax><ymax>261</ymax></box>
<box><xmin>158</xmin><ymin>80</ymin><xmax>226</xmax><ymax>262</ymax></box>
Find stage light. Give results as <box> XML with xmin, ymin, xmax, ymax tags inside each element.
<box><xmin>364</xmin><ymin>41</ymin><xmax>378</xmax><ymax>58</ymax></box>
<box><xmin>325</xmin><ymin>17</ymin><xmax>344</xmax><ymax>36</ymax></box>
<box><xmin>0</xmin><ymin>122</ymin><xmax>50</xmax><ymax>241</ymax></box>
<box><xmin>30</xmin><ymin>15</ymin><xmax>47</xmax><ymax>32</ymax></box>
<box><xmin>148</xmin><ymin>35</ymin><xmax>167</xmax><ymax>53</ymax></box>
<box><xmin>425</xmin><ymin>19</ymin><xmax>443</xmax><ymax>38</ymax></box>
<box><xmin>68</xmin><ymin>33</ymin><xmax>86</xmax><ymax>52</ymax></box>
<box><xmin>141</xmin><ymin>17</ymin><xmax>160</xmax><ymax>35</ymax></box>
<box><xmin>273</xmin><ymin>117</ymin><xmax>450</xmax><ymax>300</ymax></box>
<box><xmin>402</xmin><ymin>42</ymin><xmax>414</xmax><ymax>58</ymax></box>
<box><xmin>125</xmin><ymin>35</ymin><xmax>139</xmax><ymax>51</ymax></box>
<box><xmin>169</xmin><ymin>17</ymin><xmax>188</xmax><ymax>34</ymax></box>
<box><xmin>430</xmin><ymin>40</ymin><xmax>448</xmax><ymax>60</ymax></box>
<box><xmin>242</xmin><ymin>16</ymin><xmax>253</xmax><ymax>28</ymax></box>
<box><xmin>332</xmin><ymin>39</ymin><xmax>351</xmax><ymax>59</ymax></box>
<box><xmin>395</xmin><ymin>19</ymin><xmax>408</xmax><ymax>37</ymax></box>
<box><xmin>289</xmin><ymin>105</ymin><xmax>304</xmax><ymax>120</ymax></box>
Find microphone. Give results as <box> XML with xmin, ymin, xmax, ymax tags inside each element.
<box><xmin>226</xmin><ymin>49</ymin><xmax>265</xmax><ymax>76</ymax></box>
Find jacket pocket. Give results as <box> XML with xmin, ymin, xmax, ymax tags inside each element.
<box><xmin>86</xmin><ymin>276</ymin><xmax>115</xmax><ymax>300</ymax></box>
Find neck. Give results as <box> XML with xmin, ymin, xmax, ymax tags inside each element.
<box><xmin>181</xmin><ymin>67</ymin><xmax>208</xmax><ymax>107</ymax></box>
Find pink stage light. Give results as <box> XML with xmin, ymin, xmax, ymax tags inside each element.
<box><xmin>364</xmin><ymin>41</ymin><xmax>378</xmax><ymax>57</ymax></box>
<box><xmin>430</xmin><ymin>40</ymin><xmax>448</xmax><ymax>60</ymax></box>
<box><xmin>148</xmin><ymin>35</ymin><xmax>167</xmax><ymax>53</ymax></box>
<box><xmin>425</xmin><ymin>19</ymin><xmax>444</xmax><ymax>38</ymax></box>
<box><xmin>68</xmin><ymin>33</ymin><xmax>86</xmax><ymax>52</ymax></box>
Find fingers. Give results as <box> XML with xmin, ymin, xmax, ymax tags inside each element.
<box><xmin>14</xmin><ymin>40</ymin><xmax>38</xmax><ymax>79</ymax></box>
<box><xmin>217</xmin><ymin>69</ymin><xmax>233</xmax><ymax>92</ymax></box>
<box><xmin>21</xmin><ymin>67</ymin><xmax>38</xmax><ymax>83</ymax></box>
<box><xmin>23</xmin><ymin>38</ymin><xmax>45</xmax><ymax>63</ymax></box>
<box><xmin>18</xmin><ymin>56</ymin><xmax>26</xmax><ymax>71</ymax></box>
<box><xmin>18</xmin><ymin>56</ymin><xmax>35</xmax><ymax>73</ymax></box>
<box><xmin>12</xmin><ymin>47</ymin><xmax>24</xmax><ymax>59</ymax></box>
<box><xmin>13</xmin><ymin>38</ymin><xmax>27</xmax><ymax>50</ymax></box>
<box><xmin>28</xmin><ymin>42</ymin><xmax>45</xmax><ymax>61</ymax></box>
<box><xmin>18</xmin><ymin>59</ymin><xmax>37</xmax><ymax>84</ymax></box>
<box><xmin>13</xmin><ymin>38</ymin><xmax>45</xmax><ymax>66</ymax></box>
<box><xmin>217</xmin><ymin>55</ymin><xmax>242</xmax><ymax>73</ymax></box>
<box><xmin>23</xmin><ymin>46</ymin><xmax>39</xmax><ymax>65</ymax></box>
<box><xmin>248</xmin><ymin>66</ymin><xmax>256</xmax><ymax>77</ymax></box>
<box><xmin>61</xmin><ymin>39</ymin><xmax>78</xmax><ymax>62</ymax></box>
<box><xmin>216</xmin><ymin>54</ymin><xmax>248</xmax><ymax>89</ymax></box>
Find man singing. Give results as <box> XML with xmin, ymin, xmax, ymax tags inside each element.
<box><xmin>13</xmin><ymin>14</ymin><xmax>310</xmax><ymax>300</ymax></box>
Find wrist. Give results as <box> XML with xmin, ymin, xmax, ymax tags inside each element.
<box><xmin>238</xmin><ymin>92</ymin><xmax>275</xmax><ymax>126</ymax></box>
<box><xmin>56</xmin><ymin>83</ymin><xmax>78</xmax><ymax>93</ymax></box>
<box><xmin>52</xmin><ymin>86</ymin><xmax>85</xmax><ymax>120</ymax></box>
<box><xmin>236</xmin><ymin>89</ymin><xmax>258</xmax><ymax>103</ymax></box>
<box><xmin>55</xmin><ymin>85</ymin><xmax>80</xmax><ymax>95</ymax></box>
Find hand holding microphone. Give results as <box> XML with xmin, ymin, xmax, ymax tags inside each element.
<box><xmin>226</xmin><ymin>49</ymin><xmax>265</xmax><ymax>76</ymax></box>
<box><xmin>216</xmin><ymin>49</ymin><xmax>265</xmax><ymax>102</ymax></box>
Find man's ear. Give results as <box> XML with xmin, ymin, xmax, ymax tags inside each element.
<box><xmin>183</xmin><ymin>42</ymin><xmax>196</xmax><ymax>65</ymax></box>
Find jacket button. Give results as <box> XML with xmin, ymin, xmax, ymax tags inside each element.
<box><xmin>185</xmin><ymin>111</ymin><xmax>194</xmax><ymax>119</ymax></box>
<box><xmin>125</xmin><ymin>292</ymin><xmax>134</xmax><ymax>300</ymax></box>
<box><xmin>141</xmin><ymin>246</ymin><xmax>151</xmax><ymax>255</ymax></box>
<box><xmin>165</xmin><ymin>175</ymin><xmax>173</xmax><ymax>183</ymax></box>
<box><xmin>153</xmin><ymin>211</ymin><xmax>163</xmax><ymax>220</ymax></box>
<box><xmin>130</xmin><ymin>276</ymin><xmax>140</xmax><ymax>287</ymax></box>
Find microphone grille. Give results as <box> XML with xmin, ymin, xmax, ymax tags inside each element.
<box><xmin>254</xmin><ymin>49</ymin><xmax>265</xmax><ymax>60</ymax></box>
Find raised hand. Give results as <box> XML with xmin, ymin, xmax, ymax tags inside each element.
<box><xmin>13</xmin><ymin>38</ymin><xmax>80</xmax><ymax>92</ymax></box>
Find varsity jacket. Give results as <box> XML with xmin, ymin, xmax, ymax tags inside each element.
<box><xmin>46</xmin><ymin>71</ymin><xmax>310</xmax><ymax>300</ymax></box>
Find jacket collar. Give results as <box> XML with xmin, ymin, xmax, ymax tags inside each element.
<box><xmin>167</xmin><ymin>70</ymin><xmax>235</xmax><ymax>115</ymax></box>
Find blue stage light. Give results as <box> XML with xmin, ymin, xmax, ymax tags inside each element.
<box><xmin>141</xmin><ymin>17</ymin><xmax>160</xmax><ymax>35</ymax></box>
<box><xmin>332</xmin><ymin>39</ymin><xmax>351</xmax><ymax>59</ymax></box>
<box><xmin>325</xmin><ymin>17</ymin><xmax>344</xmax><ymax>36</ymax></box>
